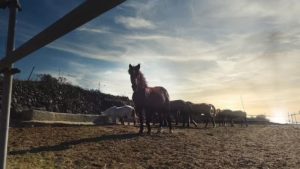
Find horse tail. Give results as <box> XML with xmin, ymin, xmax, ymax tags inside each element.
<box><xmin>160</xmin><ymin>87</ymin><xmax>172</xmax><ymax>130</ymax></box>
<box><xmin>160</xmin><ymin>87</ymin><xmax>170</xmax><ymax>111</ymax></box>
<box><xmin>209</xmin><ymin>104</ymin><xmax>216</xmax><ymax>127</ymax></box>
<box><xmin>210</xmin><ymin>104</ymin><xmax>216</xmax><ymax>117</ymax></box>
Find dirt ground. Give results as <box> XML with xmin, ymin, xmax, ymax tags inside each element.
<box><xmin>7</xmin><ymin>124</ymin><xmax>300</xmax><ymax>169</ymax></box>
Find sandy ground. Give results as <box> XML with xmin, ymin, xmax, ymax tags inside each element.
<box><xmin>7</xmin><ymin>124</ymin><xmax>300</xmax><ymax>169</ymax></box>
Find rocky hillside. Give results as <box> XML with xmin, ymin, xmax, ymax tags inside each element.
<box><xmin>0</xmin><ymin>74</ymin><xmax>132</xmax><ymax>117</ymax></box>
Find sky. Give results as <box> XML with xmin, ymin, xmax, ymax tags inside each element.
<box><xmin>1</xmin><ymin>0</ymin><xmax>300</xmax><ymax>123</ymax></box>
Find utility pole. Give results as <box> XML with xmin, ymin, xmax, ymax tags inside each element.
<box><xmin>27</xmin><ymin>65</ymin><xmax>35</xmax><ymax>81</ymax></box>
<box><xmin>98</xmin><ymin>81</ymin><xmax>101</xmax><ymax>92</ymax></box>
<box><xmin>0</xmin><ymin>1</ymin><xmax>21</xmax><ymax>169</ymax></box>
<box><xmin>240</xmin><ymin>95</ymin><xmax>245</xmax><ymax>112</ymax></box>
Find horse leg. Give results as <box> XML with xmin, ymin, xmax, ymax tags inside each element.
<box><xmin>133</xmin><ymin>117</ymin><xmax>136</xmax><ymax>126</ymax></box>
<box><xmin>146</xmin><ymin>110</ymin><xmax>152</xmax><ymax>134</ymax></box>
<box><xmin>211</xmin><ymin>117</ymin><xmax>216</xmax><ymax>128</ymax></box>
<box><xmin>187</xmin><ymin>112</ymin><xmax>192</xmax><ymax>128</ymax></box>
<box><xmin>137</xmin><ymin>107</ymin><xmax>144</xmax><ymax>134</ymax></box>
<box><xmin>190</xmin><ymin>112</ymin><xmax>197</xmax><ymax>128</ymax></box>
<box><xmin>152</xmin><ymin>114</ymin><xmax>156</xmax><ymax>126</ymax></box>
<box><xmin>204</xmin><ymin>116</ymin><xmax>209</xmax><ymax>128</ymax></box>
<box><xmin>167</xmin><ymin>112</ymin><xmax>173</xmax><ymax>133</ymax></box>
<box><xmin>175</xmin><ymin>111</ymin><xmax>179</xmax><ymax>126</ymax></box>
<box><xmin>189</xmin><ymin>113</ymin><xmax>197</xmax><ymax>128</ymax></box>
<box><xmin>157</xmin><ymin>112</ymin><xmax>163</xmax><ymax>133</ymax></box>
<box><xmin>182</xmin><ymin>113</ymin><xmax>185</xmax><ymax>127</ymax></box>
<box><xmin>120</xmin><ymin>117</ymin><xmax>125</xmax><ymax>125</ymax></box>
<box><xmin>191</xmin><ymin>119</ymin><xmax>198</xmax><ymax>128</ymax></box>
<box><xmin>163</xmin><ymin>117</ymin><xmax>168</xmax><ymax>127</ymax></box>
<box><xmin>182</xmin><ymin>111</ymin><xmax>187</xmax><ymax>127</ymax></box>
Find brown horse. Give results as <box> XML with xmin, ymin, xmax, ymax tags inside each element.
<box><xmin>216</xmin><ymin>109</ymin><xmax>248</xmax><ymax>127</ymax></box>
<box><xmin>128</xmin><ymin>64</ymin><xmax>172</xmax><ymax>134</ymax></box>
<box><xmin>189</xmin><ymin>102</ymin><xmax>216</xmax><ymax>128</ymax></box>
<box><xmin>170</xmin><ymin>100</ymin><xmax>197</xmax><ymax>127</ymax></box>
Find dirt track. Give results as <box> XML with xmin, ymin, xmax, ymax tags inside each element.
<box><xmin>7</xmin><ymin>124</ymin><xmax>300</xmax><ymax>169</ymax></box>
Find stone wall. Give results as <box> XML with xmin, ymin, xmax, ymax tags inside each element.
<box><xmin>0</xmin><ymin>74</ymin><xmax>132</xmax><ymax>119</ymax></box>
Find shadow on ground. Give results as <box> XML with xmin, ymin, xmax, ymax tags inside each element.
<box><xmin>9</xmin><ymin>133</ymin><xmax>139</xmax><ymax>155</ymax></box>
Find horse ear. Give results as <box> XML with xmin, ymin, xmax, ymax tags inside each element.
<box><xmin>137</xmin><ymin>64</ymin><xmax>140</xmax><ymax>70</ymax></box>
<box><xmin>129</xmin><ymin>64</ymin><xmax>133</xmax><ymax>69</ymax></box>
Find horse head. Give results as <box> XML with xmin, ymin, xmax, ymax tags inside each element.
<box><xmin>128</xmin><ymin>64</ymin><xmax>140</xmax><ymax>91</ymax></box>
<box><xmin>128</xmin><ymin>64</ymin><xmax>147</xmax><ymax>91</ymax></box>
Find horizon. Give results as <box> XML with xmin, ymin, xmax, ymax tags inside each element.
<box><xmin>1</xmin><ymin>0</ymin><xmax>300</xmax><ymax>123</ymax></box>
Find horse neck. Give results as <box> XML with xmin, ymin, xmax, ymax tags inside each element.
<box><xmin>136</xmin><ymin>72</ymin><xmax>148</xmax><ymax>90</ymax></box>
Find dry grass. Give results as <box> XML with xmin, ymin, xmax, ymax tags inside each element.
<box><xmin>7</xmin><ymin>124</ymin><xmax>300</xmax><ymax>169</ymax></box>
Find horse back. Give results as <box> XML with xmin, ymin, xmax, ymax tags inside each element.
<box><xmin>170</xmin><ymin>100</ymin><xmax>186</xmax><ymax>112</ymax></box>
<box><xmin>145</xmin><ymin>86</ymin><xmax>169</xmax><ymax>108</ymax></box>
<box><xmin>193</xmin><ymin>103</ymin><xmax>211</xmax><ymax>112</ymax></box>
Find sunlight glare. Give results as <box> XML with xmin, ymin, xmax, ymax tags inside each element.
<box><xmin>269</xmin><ymin>109</ymin><xmax>288</xmax><ymax>124</ymax></box>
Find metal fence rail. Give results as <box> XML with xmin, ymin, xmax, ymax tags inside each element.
<box><xmin>0</xmin><ymin>0</ymin><xmax>125</xmax><ymax>70</ymax></box>
<box><xmin>0</xmin><ymin>0</ymin><xmax>126</xmax><ymax>168</ymax></box>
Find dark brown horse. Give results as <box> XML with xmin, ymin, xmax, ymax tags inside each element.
<box><xmin>128</xmin><ymin>64</ymin><xmax>172</xmax><ymax>134</ymax></box>
<box><xmin>189</xmin><ymin>102</ymin><xmax>216</xmax><ymax>128</ymax></box>
<box><xmin>216</xmin><ymin>109</ymin><xmax>248</xmax><ymax>127</ymax></box>
<box><xmin>170</xmin><ymin>100</ymin><xmax>197</xmax><ymax>127</ymax></box>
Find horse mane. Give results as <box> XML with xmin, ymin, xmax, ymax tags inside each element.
<box><xmin>137</xmin><ymin>71</ymin><xmax>148</xmax><ymax>89</ymax></box>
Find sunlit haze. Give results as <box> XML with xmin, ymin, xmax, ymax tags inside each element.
<box><xmin>1</xmin><ymin>0</ymin><xmax>300</xmax><ymax>123</ymax></box>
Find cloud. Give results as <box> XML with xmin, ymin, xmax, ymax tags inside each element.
<box><xmin>47</xmin><ymin>38</ymin><xmax>123</xmax><ymax>62</ymax></box>
<box><xmin>15</xmin><ymin>0</ymin><xmax>300</xmax><ymax>118</ymax></box>
<box><xmin>77</xmin><ymin>26</ymin><xmax>110</xmax><ymax>34</ymax></box>
<box><xmin>115</xmin><ymin>16</ymin><xmax>156</xmax><ymax>29</ymax></box>
<box><xmin>63</xmin><ymin>61</ymin><xmax>132</xmax><ymax>96</ymax></box>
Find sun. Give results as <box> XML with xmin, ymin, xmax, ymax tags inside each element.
<box><xmin>269</xmin><ymin>109</ymin><xmax>288</xmax><ymax>124</ymax></box>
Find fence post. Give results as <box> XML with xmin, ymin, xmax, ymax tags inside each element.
<box><xmin>0</xmin><ymin>1</ymin><xmax>20</xmax><ymax>169</ymax></box>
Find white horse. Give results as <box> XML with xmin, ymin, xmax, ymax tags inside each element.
<box><xmin>102</xmin><ymin>105</ymin><xmax>137</xmax><ymax>126</ymax></box>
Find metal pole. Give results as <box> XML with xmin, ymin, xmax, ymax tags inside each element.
<box><xmin>0</xmin><ymin>2</ymin><xmax>17</xmax><ymax>168</ymax></box>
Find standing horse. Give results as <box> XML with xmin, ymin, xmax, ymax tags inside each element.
<box><xmin>102</xmin><ymin>105</ymin><xmax>137</xmax><ymax>126</ymax></box>
<box><xmin>170</xmin><ymin>100</ymin><xmax>197</xmax><ymax>127</ymax></box>
<box><xmin>128</xmin><ymin>64</ymin><xmax>172</xmax><ymax>134</ymax></box>
<box><xmin>216</xmin><ymin>109</ymin><xmax>248</xmax><ymax>127</ymax></box>
<box><xmin>189</xmin><ymin>103</ymin><xmax>216</xmax><ymax>128</ymax></box>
